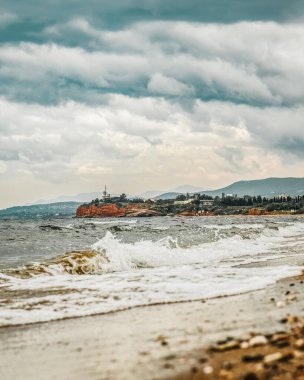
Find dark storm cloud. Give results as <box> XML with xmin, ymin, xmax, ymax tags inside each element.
<box><xmin>1</xmin><ymin>0</ymin><xmax>304</xmax><ymax>46</ymax></box>
<box><xmin>1</xmin><ymin>21</ymin><xmax>303</xmax><ymax>107</ymax></box>
<box><xmin>1</xmin><ymin>1</ymin><xmax>303</xmax><ymax>107</ymax></box>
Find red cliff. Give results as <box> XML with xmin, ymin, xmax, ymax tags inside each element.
<box><xmin>76</xmin><ymin>203</ymin><xmax>162</xmax><ymax>218</ymax></box>
<box><xmin>76</xmin><ymin>204</ymin><xmax>127</xmax><ymax>218</ymax></box>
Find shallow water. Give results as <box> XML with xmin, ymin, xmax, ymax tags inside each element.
<box><xmin>0</xmin><ymin>216</ymin><xmax>303</xmax><ymax>326</ymax></box>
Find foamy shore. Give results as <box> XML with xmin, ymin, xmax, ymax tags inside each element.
<box><xmin>0</xmin><ymin>271</ymin><xmax>304</xmax><ymax>380</ymax></box>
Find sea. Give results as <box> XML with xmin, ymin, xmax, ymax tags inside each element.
<box><xmin>0</xmin><ymin>216</ymin><xmax>303</xmax><ymax>327</ymax></box>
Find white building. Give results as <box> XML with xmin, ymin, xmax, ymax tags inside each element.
<box><xmin>173</xmin><ymin>199</ymin><xmax>193</xmax><ymax>205</ymax></box>
<box><xmin>201</xmin><ymin>199</ymin><xmax>214</xmax><ymax>207</ymax></box>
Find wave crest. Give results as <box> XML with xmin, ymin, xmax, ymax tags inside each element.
<box><xmin>7</xmin><ymin>250</ymin><xmax>109</xmax><ymax>278</ymax></box>
<box><xmin>5</xmin><ymin>222</ymin><xmax>303</xmax><ymax>279</ymax></box>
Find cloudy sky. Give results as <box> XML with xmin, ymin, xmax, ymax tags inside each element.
<box><xmin>1</xmin><ymin>1</ymin><xmax>304</xmax><ymax>207</ymax></box>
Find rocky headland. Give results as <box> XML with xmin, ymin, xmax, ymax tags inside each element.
<box><xmin>75</xmin><ymin>193</ymin><xmax>304</xmax><ymax>218</ymax></box>
<box><xmin>76</xmin><ymin>203</ymin><xmax>162</xmax><ymax>218</ymax></box>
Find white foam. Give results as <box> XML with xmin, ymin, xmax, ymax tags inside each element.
<box><xmin>85</xmin><ymin>219</ymin><xmax>137</xmax><ymax>225</ymax></box>
<box><xmin>88</xmin><ymin>222</ymin><xmax>303</xmax><ymax>273</ymax></box>
<box><xmin>0</xmin><ymin>220</ymin><xmax>303</xmax><ymax>327</ymax></box>
<box><xmin>0</xmin><ymin>265</ymin><xmax>301</xmax><ymax>327</ymax></box>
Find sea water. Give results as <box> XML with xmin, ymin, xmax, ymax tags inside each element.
<box><xmin>0</xmin><ymin>216</ymin><xmax>303</xmax><ymax>326</ymax></box>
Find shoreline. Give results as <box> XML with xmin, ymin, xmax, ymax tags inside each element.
<box><xmin>76</xmin><ymin>213</ymin><xmax>304</xmax><ymax>218</ymax></box>
<box><xmin>75</xmin><ymin>199</ymin><xmax>304</xmax><ymax>219</ymax></box>
<box><xmin>1</xmin><ymin>272</ymin><xmax>303</xmax><ymax>380</ymax></box>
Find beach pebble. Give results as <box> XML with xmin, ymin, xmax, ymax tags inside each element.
<box><xmin>203</xmin><ymin>365</ymin><xmax>213</xmax><ymax>375</ymax></box>
<box><xmin>219</xmin><ymin>369</ymin><xmax>233</xmax><ymax>379</ymax></box>
<box><xmin>295</xmin><ymin>338</ymin><xmax>304</xmax><ymax>349</ymax></box>
<box><xmin>276</xmin><ymin>301</ymin><xmax>286</xmax><ymax>308</ymax></box>
<box><xmin>271</xmin><ymin>333</ymin><xmax>289</xmax><ymax>343</ymax></box>
<box><xmin>249</xmin><ymin>335</ymin><xmax>268</xmax><ymax>347</ymax></box>
<box><xmin>294</xmin><ymin>350</ymin><xmax>304</xmax><ymax>359</ymax></box>
<box><xmin>211</xmin><ymin>340</ymin><xmax>240</xmax><ymax>351</ymax></box>
<box><xmin>255</xmin><ymin>363</ymin><xmax>264</xmax><ymax>372</ymax></box>
<box><xmin>241</xmin><ymin>341</ymin><xmax>250</xmax><ymax>349</ymax></box>
<box><xmin>264</xmin><ymin>352</ymin><xmax>283</xmax><ymax>364</ymax></box>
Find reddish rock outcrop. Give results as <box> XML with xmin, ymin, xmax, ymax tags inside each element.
<box><xmin>248</xmin><ymin>208</ymin><xmax>266</xmax><ymax>215</ymax></box>
<box><xmin>76</xmin><ymin>203</ymin><xmax>162</xmax><ymax>218</ymax></box>
<box><xmin>76</xmin><ymin>204</ymin><xmax>127</xmax><ymax>218</ymax></box>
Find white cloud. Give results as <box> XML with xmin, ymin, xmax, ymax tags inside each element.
<box><xmin>147</xmin><ymin>73</ymin><xmax>194</xmax><ymax>96</ymax></box>
<box><xmin>0</xmin><ymin>94</ymin><xmax>303</xmax><ymax>207</ymax></box>
<box><xmin>1</xmin><ymin>19</ymin><xmax>304</xmax><ymax>207</ymax></box>
<box><xmin>1</xmin><ymin>20</ymin><xmax>304</xmax><ymax>104</ymax></box>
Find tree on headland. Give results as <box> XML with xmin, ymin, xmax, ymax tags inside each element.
<box><xmin>119</xmin><ymin>193</ymin><xmax>127</xmax><ymax>201</ymax></box>
<box><xmin>176</xmin><ymin>194</ymin><xmax>186</xmax><ymax>201</ymax></box>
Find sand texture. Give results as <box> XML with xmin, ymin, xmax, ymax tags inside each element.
<box><xmin>0</xmin><ymin>273</ymin><xmax>303</xmax><ymax>380</ymax></box>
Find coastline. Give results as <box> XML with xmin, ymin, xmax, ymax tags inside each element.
<box><xmin>1</xmin><ymin>271</ymin><xmax>303</xmax><ymax>380</ymax></box>
<box><xmin>75</xmin><ymin>198</ymin><xmax>304</xmax><ymax>219</ymax></box>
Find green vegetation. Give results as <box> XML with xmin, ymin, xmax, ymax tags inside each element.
<box><xmin>0</xmin><ymin>202</ymin><xmax>82</xmax><ymax>220</ymax></box>
<box><xmin>82</xmin><ymin>192</ymin><xmax>304</xmax><ymax>216</ymax></box>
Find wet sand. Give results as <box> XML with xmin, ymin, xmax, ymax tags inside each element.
<box><xmin>0</xmin><ymin>271</ymin><xmax>303</xmax><ymax>380</ymax></box>
<box><xmin>165</xmin><ymin>277</ymin><xmax>304</xmax><ymax>380</ymax></box>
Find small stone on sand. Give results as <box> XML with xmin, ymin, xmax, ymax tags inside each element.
<box><xmin>249</xmin><ymin>335</ymin><xmax>268</xmax><ymax>347</ymax></box>
<box><xmin>264</xmin><ymin>352</ymin><xmax>283</xmax><ymax>364</ymax></box>
<box><xmin>203</xmin><ymin>365</ymin><xmax>213</xmax><ymax>375</ymax></box>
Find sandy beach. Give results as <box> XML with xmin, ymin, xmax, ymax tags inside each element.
<box><xmin>0</xmin><ymin>269</ymin><xmax>303</xmax><ymax>380</ymax></box>
<box><xmin>1</xmin><ymin>0</ymin><xmax>304</xmax><ymax>378</ymax></box>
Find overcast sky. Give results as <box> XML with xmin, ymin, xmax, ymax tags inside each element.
<box><xmin>1</xmin><ymin>1</ymin><xmax>304</xmax><ymax>208</ymax></box>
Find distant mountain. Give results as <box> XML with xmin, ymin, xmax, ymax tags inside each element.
<box><xmin>139</xmin><ymin>185</ymin><xmax>205</xmax><ymax>199</ymax></box>
<box><xmin>156</xmin><ymin>178</ymin><xmax>304</xmax><ymax>199</ymax></box>
<box><xmin>31</xmin><ymin>192</ymin><xmax>101</xmax><ymax>205</ymax></box>
<box><xmin>138</xmin><ymin>190</ymin><xmax>163</xmax><ymax>199</ymax></box>
<box><xmin>169</xmin><ymin>185</ymin><xmax>206</xmax><ymax>193</ymax></box>
<box><xmin>0</xmin><ymin>202</ymin><xmax>82</xmax><ymax>220</ymax></box>
<box><xmin>156</xmin><ymin>192</ymin><xmax>182</xmax><ymax>200</ymax></box>
<box><xmin>204</xmin><ymin>177</ymin><xmax>304</xmax><ymax>197</ymax></box>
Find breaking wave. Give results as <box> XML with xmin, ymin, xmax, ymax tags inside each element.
<box><xmin>4</xmin><ymin>221</ymin><xmax>303</xmax><ymax>279</ymax></box>
<box><xmin>5</xmin><ymin>251</ymin><xmax>108</xmax><ymax>277</ymax></box>
<box><xmin>0</xmin><ymin>219</ymin><xmax>303</xmax><ymax>326</ymax></box>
